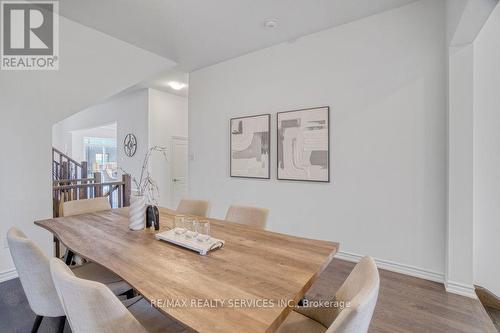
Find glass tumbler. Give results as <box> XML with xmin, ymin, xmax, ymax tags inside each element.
<box><xmin>174</xmin><ymin>215</ymin><xmax>187</xmax><ymax>235</ymax></box>
<box><xmin>196</xmin><ymin>220</ymin><xmax>211</xmax><ymax>242</ymax></box>
<box><xmin>184</xmin><ymin>218</ymin><xmax>198</xmax><ymax>239</ymax></box>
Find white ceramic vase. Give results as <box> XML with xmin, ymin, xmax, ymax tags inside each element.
<box><xmin>129</xmin><ymin>195</ymin><xmax>146</xmax><ymax>231</ymax></box>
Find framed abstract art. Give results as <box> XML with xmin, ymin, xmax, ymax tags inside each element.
<box><xmin>277</xmin><ymin>106</ymin><xmax>330</xmax><ymax>182</ymax></box>
<box><xmin>230</xmin><ymin>114</ymin><xmax>271</xmax><ymax>179</ymax></box>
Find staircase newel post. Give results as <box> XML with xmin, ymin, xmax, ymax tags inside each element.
<box><xmin>61</xmin><ymin>161</ymin><xmax>68</xmax><ymax>180</ymax></box>
<box><xmin>122</xmin><ymin>174</ymin><xmax>131</xmax><ymax>207</ymax></box>
<box><xmin>80</xmin><ymin>162</ymin><xmax>88</xmax><ymax>199</ymax></box>
<box><xmin>81</xmin><ymin>161</ymin><xmax>88</xmax><ymax>179</ymax></box>
<box><xmin>94</xmin><ymin>171</ymin><xmax>102</xmax><ymax>197</ymax></box>
<box><xmin>60</xmin><ymin>161</ymin><xmax>69</xmax><ymax>203</ymax></box>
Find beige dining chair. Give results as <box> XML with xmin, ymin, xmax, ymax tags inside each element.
<box><xmin>276</xmin><ymin>256</ymin><xmax>380</xmax><ymax>333</ymax></box>
<box><xmin>59</xmin><ymin>197</ymin><xmax>115</xmax><ymax>266</ymax></box>
<box><xmin>50</xmin><ymin>257</ymin><xmax>176</xmax><ymax>333</ymax></box>
<box><xmin>7</xmin><ymin>228</ymin><xmax>132</xmax><ymax>333</ymax></box>
<box><xmin>225</xmin><ymin>205</ymin><xmax>269</xmax><ymax>229</ymax></box>
<box><xmin>60</xmin><ymin>197</ymin><xmax>111</xmax><ymax>217</ymax></box>
<box><xmin>176</xmin><ymin>198</ymin><xmax>211</xmax><ymax>217</ymax></box>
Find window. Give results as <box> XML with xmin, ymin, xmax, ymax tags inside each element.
<box><xmin>83</xmin><ymin>137</ymin><xmax>117</xmax><ymax>180</ymax></box>
<box><xmin>95</xmin><ymin>153</ymin><xmax>110</xmax><ymax>164</ymax></box>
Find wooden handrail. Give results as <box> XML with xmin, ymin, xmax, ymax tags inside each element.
<box><xmin>104</xmin><ymin>185</ymin><xmax>120</xmax><ymax>197</ymax></box>
<box><xmin>52</xmin><ymin>174</ymin><xmax>131</xmax><ymax>215</ymax></box>
<box><xmin>52</xmin><ymin>147</ymin><xmax>87</xmax><ymax>181</ymax></box>
<box><xmin>53</xmin><ymin>181</ymin><xmax>124</xmax><ymax>191</ymax></box>
<box><xmin>52</xmin><ymin>147</ymin><xmax>82</xmax><ymax>168</ymax></box>
<box><xmin>53</xmin><ymin>178</ymin><xmax>96</xmax><ymax>185</ymax></box>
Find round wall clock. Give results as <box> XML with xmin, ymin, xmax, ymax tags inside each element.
<box><xmin>124</xmin><ymin>133</ymin><xmax>137</xmax><ymax>157</ymax></box>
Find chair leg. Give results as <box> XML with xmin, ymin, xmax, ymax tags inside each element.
<box><xmin>57</xmin><ymin>316</ymin><xmax>66</xmax><ymax>333</ymax></box>
<box><xmin>64</xmin><ymin>250</ymin><xmax>74</xmax><ymax>265</ymax></box>
<box><xmin>31</xmin><ymin>315</ymin><xmax>43</xmax><ymax>333</ymax></box>
<box><xmin>124</xmin><ymin>288</ymin><xmax>135</xmax><ymax>299</ymax></box>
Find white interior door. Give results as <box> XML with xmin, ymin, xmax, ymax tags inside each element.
<box><xmin>171</xmin><ymin>137</ymin><xmax>189</xmax><ymax>208</ymax></box>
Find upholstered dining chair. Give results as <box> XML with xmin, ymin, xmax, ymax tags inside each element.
<box><xmin>50</xmin><ymin>258</ymin><xmax>176</xmax><ymax>333</ymax></box>
<box><xmin>59</xmin><ymin>198</ymin><xmax>132</xmax><ymax>295</ymax></box>
<box><xmin>276</xmin><ymin>256</ymin><xmax>380</xmax><ymax>333</ymax></box>
<box><xmin>7</xmin><ymin>228</ymin><xmax>131</xmax><ymax>333</ymax></box>
<box><xmin>60</xmin><ymin>197</ymin><xmax>111</xmax><ymax>217</ymax></box>
<box><xmin>225</xmin><ymin>205</ymin><xmax>269</xmax><ymax>229</ymax></box>
<box><xmin>176</xmin><ymin>198</ymin><xmax>211</xmax><ymax>217</ymax></box>
<box><xmin>59</xmin><ymin>197</ymin><xmax>113</xmax><ymax>265</ymax></box>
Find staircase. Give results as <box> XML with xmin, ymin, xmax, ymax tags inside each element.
<box><xmin>51</xmin><ymin>147</ymin><xmax>132</xmax><ymax>257</ymax></box>
<box><xmin>51</xmin><ymin>147</ymin><xmax>131</xmax><ymax>217</ymax></box>
<box><xmin>52</xmin><ymin>147</ymin><xmax>88</xmax><ymax>181</ymax></box>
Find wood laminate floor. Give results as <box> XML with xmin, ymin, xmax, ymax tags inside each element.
<box><xmin>0</xmin><ymin>259</ymin><xmax>496</xmax><ymax>332</ymax></box>
<box><xmin>485</xmin><ymin>307</ymin><xmax>500</xmax><ymax>331</ymax></box>
<box><xmin>307</xmin><ymin>259</ymin><xmax>497</xmax><ymax>333</ymax></box>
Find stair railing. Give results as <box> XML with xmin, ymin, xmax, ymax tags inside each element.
<box><xmin>52</xmin><ymin>147</ymin><xmax>87</xmax><ymax>181</ymax></box>
<box><xmin>53</xmin><ymin>173</ymin><xmax>131</xmax><ymax>217</ymax></box>
<box><xmin>52</xmin><ymin>173</ymin><xmax>131</xmax><ymax>257</ymax></box>
<box><xmin>51</xmin><ymin>146</ymin><xmax>132</xmax><ymax>256</ymax></box>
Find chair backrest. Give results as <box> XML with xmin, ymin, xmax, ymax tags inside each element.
<box><xmin>225</xmin><ymin>205</ymin><xmax>269</xmax><ymax>229</ymax></box>
<box><xmin>327</xmin><ymin>256</ymin><xmax>380</xmax><ymax>333</ymax></box>
<box><xmin>60</xmin><ymin>197</ymin><xmax>111</xmax><ymax>217</ymax></box>
<box><xmin>49</xmin><ymin>258</ymin><xmax>148</xmax><ymax>333</ymax></box>
<box><xmin>176</xmin><ymin>199</ymin><xmax>211</xmax><ymax>217</ymax></box>
<box><xmin>7</xmin><ymin>228</ymin><xmax>64</xmax><ymax>317</ymax></box>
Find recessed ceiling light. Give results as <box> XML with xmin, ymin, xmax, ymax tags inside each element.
<box><xmin>167</xmin><ymin>81</ymin><xmax>187</xmax><ymax>90</ymax></box>
<box><xmin>264</xmin><ymin>19</ymin><xmax>278</xmax><ymax>29</ymax></box>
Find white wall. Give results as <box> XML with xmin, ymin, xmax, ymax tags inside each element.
<box><xmin>473</xmin><ymin>3</ymin><xmax>500</xmax><ymax>296</ymax></box>
<box><xmin>52</xmin><ymin>90</ymin><xmax>150</xmax><ymax>181</ymax></box>
<box><xmin>148</xmin><ymin>89</ymin><xmax>188</xmax><ymax>208</ymax></box>
<box><xmin>445</xmin><ymin>0</ymin><xmax>499</xmax><ymax>298</ymax></box>
<box><xmin>446</xmin><ymin>44</ymin><xmax>475</xmax><ymax>296</ymax></box>
<box><xmin>189</xmin><ymin>0</ymin><xmax>447</xmax><ymax>277</ymax></box>
<box><xmin>0</xmin><ymin>14</ymin><xmax>174</xmax><ymax>281</ymax></box>
<box><xmin>446</xmin><ymin>0</ymin><xmax>469</xmax><ymax>44</ymax></box>
<box><xmin>447</xmin><ymin>0</ymin><xmax>499</xmax><ymax>46</ymax></box>
<box><xmin>52</xmin><ymin>122</ymin><xmax>68</xmax><ymax>155</ymax></box>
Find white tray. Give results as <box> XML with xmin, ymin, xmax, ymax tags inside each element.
<box><xmin>155</xmin><ymin>229</ymin><xmax>225</xmax><ymax>255</ymax></box>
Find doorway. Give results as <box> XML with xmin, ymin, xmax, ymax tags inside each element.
<box><xmin>170</xmin><ymin>137</ymin><xmax>188</xmax><ymax>208</ymax></box>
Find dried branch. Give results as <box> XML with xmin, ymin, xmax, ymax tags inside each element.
<box><xmin>118</xmin><ymin>146</ymin><xmax>169</xmax><ymax>204</ymax></box>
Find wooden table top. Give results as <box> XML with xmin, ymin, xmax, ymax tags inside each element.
<box><xmin>35</xmin><ymin>207</ymin><xmax>338</xmax><ymax>333</ymax></box>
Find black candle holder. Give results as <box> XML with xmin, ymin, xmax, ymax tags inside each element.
<box><xmin>146</xmin><ymin>205</ymin><xmax>160</xmax><ymax>230</ymax></box>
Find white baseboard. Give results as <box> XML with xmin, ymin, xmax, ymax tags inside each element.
<box><xmin>336</xmin><ymin>251</ymin><xmax>478</xmax><ymax>299</ymax></box>
<box><xmin>445</xmin><ymin>280</ymin><xmax>477</xmax><ymax>299</ymax></box>
<box><xmin>0</xmin><ymin>268</ymin><xmax>18</xmax><ymax>283</ymax></box>
<box><xmin>335</xmin><ymin>251</ymin><xmax>445</xmax><ymax>283</ymax></box>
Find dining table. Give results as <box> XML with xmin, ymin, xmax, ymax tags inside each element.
<box><xmin>35</xmin><ymin>207</ymin><xmax>338</xmax><ymax>333</ymax></box>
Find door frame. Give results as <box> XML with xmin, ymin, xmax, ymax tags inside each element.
<box><xmin>170</xmin><ymin>136</ymin><xmax>189</xmax><ymax>208</ymax></box>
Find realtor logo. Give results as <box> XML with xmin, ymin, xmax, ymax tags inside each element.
<box><xmin>1</xmin><ymin>1</ymin><xmax>58</xmax><ymax>70</ymax></box>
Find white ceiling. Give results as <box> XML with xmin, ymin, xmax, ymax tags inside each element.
<box><xmin>58</xmin><ymin>0</ymin><xmax>418</xmax><ymax>72</ymax></box>
<box><xmin>115</xmin><ymin>68</ymin><xmax>189</xmax><ymax>98</ymax></box>
<box><xmin>137</xmin><ymin>68</ymin><xmax>189</xmax><ymax>97</ymax></box>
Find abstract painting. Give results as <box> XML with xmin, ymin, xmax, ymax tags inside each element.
<box><xmin>230</xmin><ymin>114</ymin><xmax>270</xmax><ymax>179</ymax></box>
<box><xmin>277</xmin><ymin>106</ymin><xmax>330</xmax><ymax>182</ymax></box>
